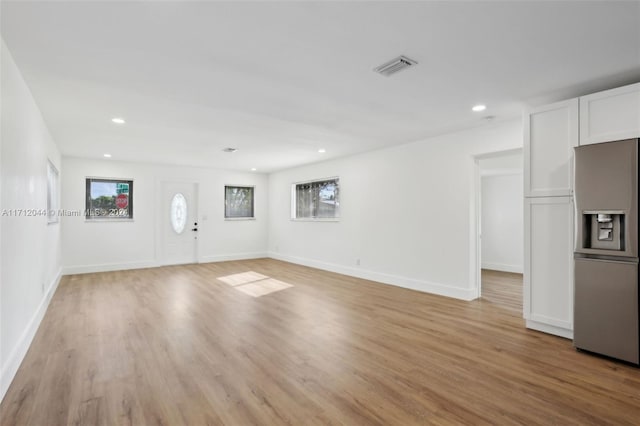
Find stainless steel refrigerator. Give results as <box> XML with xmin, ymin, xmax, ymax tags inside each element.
<box><xmin>574</xmin><ymin>138</ymin><xmax>640</xmax><ymax>365</ymax></box>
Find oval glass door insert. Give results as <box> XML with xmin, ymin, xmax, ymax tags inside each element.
<box><xmin>170</xmin><ymin>193</ymin><xmax>187</xmax><ymax>234</ymax></box>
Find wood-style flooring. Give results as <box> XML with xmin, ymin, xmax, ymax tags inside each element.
<box><xmin>1</xmin><ymin>259</ymin><xmax>639</xmax><ymax>425</ymax></box>
<box><xmin>481</xmin><ymin>269</ymin><xmax>523</xmax><ymax>313</ymax></box>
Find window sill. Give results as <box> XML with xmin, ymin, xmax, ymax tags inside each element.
<box><xmin>225</xmin><ymin>217</ymin><xmax>256</xmax><ymax>221</ymax></box>
<box><xmin>84</xmin><ymin>218</ymin><xmax>135</xmax><ymax>223</ymax></box>
<box><xmin>291</xmin><ymin>218</ymin><xmax>340</xmax><ymax>222</ymax></box>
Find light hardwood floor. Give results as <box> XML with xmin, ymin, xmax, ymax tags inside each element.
<box><xmin>481</xmin><ymin>269</ymin><xmax>523</xmax><ymax>313</ymax></box>
<box><xmin>1</xmin><ymin>259</ymin><xmax>639</xmax><ymax>425</ymax></box>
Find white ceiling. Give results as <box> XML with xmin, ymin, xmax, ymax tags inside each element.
<box><xmin>2</xmin><ymin>1</ymin><xmax>639</xmax><ymax>173</ymax></box>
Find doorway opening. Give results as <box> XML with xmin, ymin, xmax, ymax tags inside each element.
<box><xmin>474</xmin><ymin>149</ymin><xmax>524</xmax><ymax>312</ymax></box>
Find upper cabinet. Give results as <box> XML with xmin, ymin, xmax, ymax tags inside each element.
<box><xmin>524</xmin><ymin>99</ymin><xmax>579</xmax><ymax>197</ymax></box>
<box><xmin>580</xmin><ymin>83</ymin><xmax>640</xmax><ymax>146</ymax></box>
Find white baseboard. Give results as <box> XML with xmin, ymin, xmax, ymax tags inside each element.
<box><xmin>1</xmin><ymin>268</ymin><xmax>62</xmax><ymax>402</ymax></box>
<box><xmin>62</xmin><ymin>260</ymin><xmax>159</xmax><ymax>275</ymax></box>
<box><xmin>63</xmin><ymin>252</ymin><xmax>270</xmax><ymax>275</ymax></box>
<box><xmin>526</xmin><ymin>319</ymin><xmax>573</xmax><ymax>340</ymax></box>
<box><xmin>268</xmin><ymin>252</ymin><xmax>477</xmax><ymax>301</ymax></box>
<box><xmin>200</xmin><ymin>252</ymin><xmax>268</xmax><ymax>263</ymax></box>
<box><xmin>481</xmin><ymin>262</ymin><xmax>523</xmax><ymax>274</ymax></box>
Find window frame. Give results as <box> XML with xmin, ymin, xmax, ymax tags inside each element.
<box><xmin>46</xmin><ymin>160</ymin><xmax>59</xmax><ymax>224</ymax></box>
<box><xmin>85</xmin><ymin>177</ymin><xmax>134</xmax><ymax>221</ymax></box>
<box><xmin>290</xmin><ymin>176</ymin><xmax>340</xmax><ymax>222</ymax></box>
<box><xmin>224</xmin><ymin>185</ymin><xmax>256</xmax><ymax>220</ymax></box>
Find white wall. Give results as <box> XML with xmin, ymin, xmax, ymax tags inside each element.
<box><xmin>478</xmin><ymin>151</ymin><xmax>522</xmax><ymax>172</ymax></box>
<box><xmin>268</xmin><ymin>120</ymin><xmax>523</xmax><ymax>300</ymax></box>
<box><xmin>480</xmin><ymin>169</ymin><xmax>523</xmax><ymax>273</ymax></box>
<box><xmin>1</xmin><ymin>40</ymin><xmax>62</xmax><ymax>400</ymax></box>
<box><xmin>62</xmin><ymin>158</ymin><xmax>268</xmax><ymax>273</ymax></box>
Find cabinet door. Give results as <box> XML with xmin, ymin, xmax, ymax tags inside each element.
<box><xmin>524</xmin><ymin>99</ymin><xmax>578</xmax><ymax>197</ymax></box>
<box><xmin>524</xmin><ymin>197</ymin><xmax>574</xmax><ymax>338</ymax></box>
<box><xmin>580</xmin><ymin>82</ymin><xmax>640</xmax><ymax>145</ymax></box>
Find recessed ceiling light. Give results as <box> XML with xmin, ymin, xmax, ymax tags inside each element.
<box><xmin>222</xmin><ymin>147</ymin><xmax>237</xmax><ymax>153</ymax></box>
<box><xmin>251</xmin><ymin>168</ymin><xmax>257</xmax><ymax>171</ymax></box>
<box><xmin>111</xmin><ymin>117</ymin><xmax>126</xmax><ymax>124</ymax></box>
<box><xmin>318</xmin><ymin>148</ymin><xmax>326</xmax><ymax>153</ymax></box>
<box><xmin>103</xmin><ymin>153</ymin><xmax>112</xmax><ymax>158</ymax></box>
<box><xmin>472</xmin><ymin>104</ymin><xmax>487</xmax><ymax>112</ymax></box>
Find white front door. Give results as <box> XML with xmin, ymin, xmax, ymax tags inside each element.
<box><xmin>162</xmin><ymin>182</ymin><xmax>198</xmax><ymax>265</ymax></box>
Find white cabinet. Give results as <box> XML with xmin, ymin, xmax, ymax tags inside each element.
<box><xmin>524</xmin><ymin>197</ymin><xmax>574</xmax><ymax>339</ymax></box>
<box><xmin>523</xmin><ymin>83</ymin><xmax>640</xmax><ymax>340</ymax></box>
<box><xmin>524</xmin><ymin>99</ymin><xmax>577</xmax><ymax>339</ymax></box>
<box><xmin>524</xmin><ymin>99</ymin><xmax>578</xmax><ymax>197</ymax></box>
<box><xmin>580</xmin><ymin>82</ymin><xmax>640</xmax><ymax>145</ymax></box>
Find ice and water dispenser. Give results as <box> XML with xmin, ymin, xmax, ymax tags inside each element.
<box><xmin>574</xmin><ymin>139</ymin><xmax>637</xmax><ymax>258</ymax></box>
<box><xmin>582</xmin><ymin>211</ymin><xmax>626</xmax><ymax>252</ymax></box>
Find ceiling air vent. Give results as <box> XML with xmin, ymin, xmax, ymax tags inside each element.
<box><xmin>373</xmin><ymin>55</ymin><xmax>418</xmax><ymax>77</ymax></box>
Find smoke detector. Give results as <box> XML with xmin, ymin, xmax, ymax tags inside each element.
<box><xmin>374</xmin><ymin>55</ymin><xmax>418</xmax><ymax>77</ymax></box>
<box><xmin>222</xmin><ymin>147</ymin><xmax>237</xmax><ymax>153</ymax></box>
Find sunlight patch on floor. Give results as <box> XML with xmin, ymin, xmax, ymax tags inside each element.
<box><xmin>217</xmin><ymin>271</ymin><xmax>293</xmax><ymax>297</ymax></box>
<box><xmin>233</xmin><ymin>278</ymin><xmax>293</xmax><ymax>297</ymax></box>
<box><xmin>217</xmin><ymin>271</ymin><xmax>269</xmax><ymax>286</ymax></box>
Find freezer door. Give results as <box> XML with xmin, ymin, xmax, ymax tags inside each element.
<box><xmin>574</xmin><ymin>257</ymin><xmax>639</xmax><ymax>364</ymax></box>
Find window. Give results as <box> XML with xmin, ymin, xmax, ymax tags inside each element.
<box><xmin>292</xmin><ymin>177</ymin><xmax>340</xmax><ymax>220</ymax></box>
<box><xmin>46</xmin><ymin>160</ymin><xmax>59</xmax><ymax>224</ymax></box>
<box><xmin>85</xmin><ymin>178</ymin><xmax>133</xmax><ymax>219</ymax></box>
<box><xmin>225</xmin><ymin>186</ymin><xmax>255</xmax><ymax>219</ymax></box>
<box><xmin>170</xmin><ymin>193</ymin><xmax>188</xmax><ymax>233</ymax></box>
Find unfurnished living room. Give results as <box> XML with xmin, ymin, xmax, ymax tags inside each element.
<box><xmin>1</xmin><ymin>1</ymin><xmax>640</xmax><ymax>425</ymax></box>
